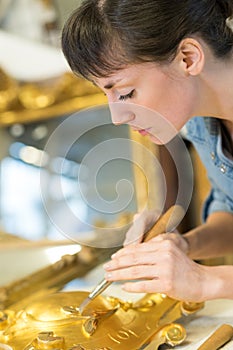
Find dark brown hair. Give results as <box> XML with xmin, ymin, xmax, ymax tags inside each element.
<box><xmin>62</xmin><ymin>0</ymin><xmax>233</xmax><ymax>80</ymax></box>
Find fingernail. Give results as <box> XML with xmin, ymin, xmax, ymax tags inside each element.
<box><xmin>103</xmin><ymin>263</ymin><xmax>110</xmax><ymax>269</ymax></box>
<box><xmin>111</xmin><ymin>253</ymin><xmax>116</xmax><ymax>259</ymax></box>
<box><xmin>105</xmin><ymin>273</ymin><xmax>112</xmax><ymax>280</ymax></box>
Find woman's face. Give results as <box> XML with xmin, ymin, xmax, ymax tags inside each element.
<box><xmin>95</xmin><ymin>62</ymin><xmax>198</xmax><ymax>144</ymax></box>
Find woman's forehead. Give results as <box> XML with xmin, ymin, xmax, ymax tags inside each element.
<box><xmin>94</xmin><ymin>62</ymin><xmax>160</xmax><ymax>87</ymax></box>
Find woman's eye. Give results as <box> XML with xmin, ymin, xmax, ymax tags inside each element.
<box><xmin>119</xmin><ymin>90</ymin><xmax>135</xmax><ymax>101</ymax></box>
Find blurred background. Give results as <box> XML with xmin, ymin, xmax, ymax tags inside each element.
<box><xmin>0</xmin><ymin>0</ymin><xmax>140</xmax><ymax>243</ymax></box>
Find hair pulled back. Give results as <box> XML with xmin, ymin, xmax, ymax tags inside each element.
<box><xmin>62</xmin><ymin>0</ymin><xmax>233</xmax><ymax>80</ymax></box>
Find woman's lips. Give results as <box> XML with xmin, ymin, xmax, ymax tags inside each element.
<box><xmin>138</xmin><ymin>128</ymin><xmax>151</xmax><ymax>136</ymax></box>
<box><xmin>130</xmin><ymin>126</ymin><xmax>152</xmax><ymax>136</ymax></box>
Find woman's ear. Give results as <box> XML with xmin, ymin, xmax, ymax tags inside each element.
<box><xmin>176</xmin><ymin>38</ymin><xmax>205</xmax><ymax>76</ymax></box>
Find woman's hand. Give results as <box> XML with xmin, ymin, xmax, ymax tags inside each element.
<box><xmin>156</xmin><ymin>232</ymin><xmax>190</xmax><ymax>254</ymax></box>
<box><xmin>103</xmin><ymin>237</ymin><xmax>209</xmax><ymax>302</ymax></box>
<box><xmin>123</xmin><ymin>208</ymin><xmax>189</xmax><ymax>254</ymax></box>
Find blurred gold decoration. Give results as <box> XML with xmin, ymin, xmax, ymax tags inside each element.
<box><xmin>94</xmin><ymin>212</ymin><xmax>134</xmax><ymax>230</ymax></box>
<box><xmin>0</xmin><ymin>68</ymin><xmax>19</xmax><ymax>112</ymax></box>
<box><xmin>0</xmin><ymin>290</ymin><xmax>204</xmax><ymax>349</ymax></box>
<box><xmin>0</xmin><ymin>67</ymin><xmax>107</xmax><ymax>126</ymax></box>
<box><xmin>129</xmin><ymin>129</ymin><xmax>163</xmax><ymax>211</ymax></box>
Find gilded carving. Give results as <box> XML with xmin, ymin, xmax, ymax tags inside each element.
<box><xmin>24</xmin><ymin>332</ymin><xmax>65</xmax><ymax>350</ymax></box>
<box><xmin>0</xmin><ymin>291</ymin><xmax>204</xmax><ymax>350</ymax></box>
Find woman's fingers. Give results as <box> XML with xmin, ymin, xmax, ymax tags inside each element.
<box><xmin>105</xmin><ymin>265</ymin><xmax>159</xmax><ymax>281</ymax></box>
<box><xmin>122</xmin><ymin>280</ymin><xmax>166</xmax><ymax>294</ymax></box>
<box><xmin>150</xmin><ymin>232</ymin><xmax>190</xmax><ymax>254</ymax></box>
<box><xmin>111</xmin><ymin>242</ymin><xmax>160</xmax><ymax>260</ymax></box>
<box><xmin>122</xmin><ymin>232</ymin><xmax>189</xmax><ymax>257</ymax></box>
<box><xmin>111</xmin><ymin>235</ymin><xmax>175</xmax><ymax>261</ymax></box>
<box><xmin>121</xmin><ymin>260</ymin><xmax>206</xmax><ymax>302</ymax></box>
<box><xmin>105</xmin><ymin>249</ymin><xmax>161</xmax><ymax>271</ymax></box>
<box><xmin>103</xmin><ymin>238</ymin><xmax>206</xmax><ymax>302</ymax></box>
<box><xmin>104</xmin><ymin>241</ymin><xmax>176</xmax><ymax>280</ymax></box>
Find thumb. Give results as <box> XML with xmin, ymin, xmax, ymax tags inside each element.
<box><xmin>123</xmin><ymin>209</ymin><xmax>160</xmax><ymax>246</ymax></box>
<box><xmin>123</xmin><ymin>217</ymin><xmax>146</xmax><ymax>246</ymax></box>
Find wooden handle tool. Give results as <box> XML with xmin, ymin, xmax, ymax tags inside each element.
<box><xmin>142</xmin><ymin>204</ymin><xmax>184</xmax><ymax>242</ymax></box>
<box><xmin>197</xmin><ymin>324</ymin><xmax>233</xmax><ymax>350</ymax></box>
<box><xmin>78</xmin><ymin>204</ymin><xmax>184</xmax><ymax>314</ymax></box>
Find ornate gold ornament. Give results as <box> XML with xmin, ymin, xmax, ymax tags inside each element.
<box><xmin>0</xmin><ymin>291</ymin><xmax>204</xmax><ymax>350</ymax></box>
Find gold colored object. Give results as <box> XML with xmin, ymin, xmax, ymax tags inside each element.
<box><xmin>0</xmin><ymin>68</ymin><xmax>19</xmax><ymax>112</ymax></box>
<box><xmin>78</xmin><ymin>205</ymin><xmax>185</xmax><ymax>314</ymax></box>
<box><xmin>0</xmin><ymin>68</ymin><xmax>107</xmax><ymax>126</ymax></box>
<box><xmin>197</xmin><ymin>324</ymin><xmax>233</xmax><ymax>350</ymax></box>
<box><xmin>145</xmin><ymin>323</ymin><xmax>186</xmax><ymax>349</ymax></box>
<box><xmin>0</xmin><ymin>291</ymin><xmax>204</xmax><ymax>349</ymax></box>
<box><xmin>129</xmin><ymin>128</ymin><xmax>163</xmax><ymax>211</ymax></box>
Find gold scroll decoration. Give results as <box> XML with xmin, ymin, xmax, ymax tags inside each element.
<box><xmin>0</xmin><ymin>291</ymin><xmax>204</xmax><ymax>350</ymax></box>
<box><xmin>0</xmin><ymin>67</ymin><xmax>107</xmax><ymax>126</ymax></box>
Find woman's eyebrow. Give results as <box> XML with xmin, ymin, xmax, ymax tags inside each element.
<box><xmin>91</xmin><ymin>80</ymin><xmax>115</xmax><ymax>89</ymax></box>
<box><xmin>104</xmin><ymin>78</ymin><xmax>123</xmax><ymax>89</ymax></box>
<box><xmin>104</xmin><ymin>82</ymin><xmax>115</xmax><ymax>89</ymax></box>
<box><xmin>92</xmin><ymin>77</ymin><xmax>125</xmax><ymax>89</ymax></box>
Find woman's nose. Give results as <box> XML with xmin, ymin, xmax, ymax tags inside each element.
<box><xmin>109</xmin><ymin>102</ymin><xmax>136</xmax><ymax>125</ymax></box>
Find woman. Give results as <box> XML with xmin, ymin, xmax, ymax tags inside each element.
<box><xmin>62</xmin><ymin>0</ymin><xmax>233</xmax><ymax>302</ymax></box>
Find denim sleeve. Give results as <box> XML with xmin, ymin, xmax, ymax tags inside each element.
<box><xmin>202</xmin><ymin>188</ymin><xmax>233</xmax><ymax>222</ymax></box>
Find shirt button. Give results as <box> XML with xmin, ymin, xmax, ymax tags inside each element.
<box><xmin>220</xmin><ymin>164</ymin><xmax>226</xmax><ymax>173</ymax></box>
<box><xmin>211</xmin><ymin>152</ymin><xmax>215</xmax><ymax>160</ymax></box>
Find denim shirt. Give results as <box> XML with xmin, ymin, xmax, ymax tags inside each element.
<box><xmin>183</xmin><ymin>116</ymin><xmax>233</xmax><ymax>221</ymax></box>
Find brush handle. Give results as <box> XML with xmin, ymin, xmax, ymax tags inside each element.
<box><xmin>89</xmin><ymin>279</ymin><xmax>112</xmax><ymax>299</ymax></box>
<box><xmin>197</xmin><ymin>324</ymin><xmax>233</xmax><ymax>350</ymax></box>
<box><xmin>143</xmin><ymin>204</ymin><xmax>184</xmax><ymax>242</ymax></box>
